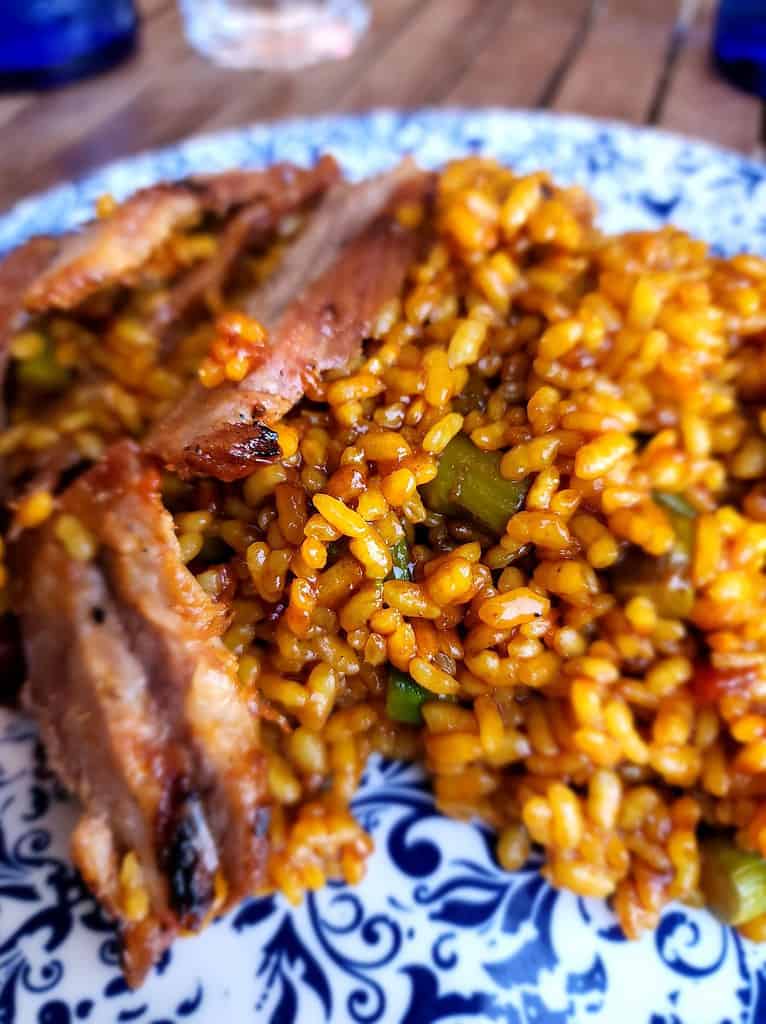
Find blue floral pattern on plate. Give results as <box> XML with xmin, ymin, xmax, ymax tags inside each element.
<box><xmin>1</xmin><ymin>109</ymin><xmax>766</xmax><ymax>1023</ymax></box>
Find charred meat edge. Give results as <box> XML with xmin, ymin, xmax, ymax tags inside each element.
<box><xmin>148</xmin><ymin>155</ymin><xmax>341</xmax><ymax>339</ymax></box>
<box><xmin>0</xmin><ymin>158</ymin><xmax>340</xmax><ymax>506</ymax></box>
<box><xmin>22</xmin><ymin>157</ymin><xmax>340</xmax><ymax>314</ymax></box>
<box><xmin>146</xmin><ymin>160</ymin><xmax>435</xmax><ymax>480</ymax></box>
<box><xmin>13</xmin><ymin>441</ymin><xmax>267</xmax><ymax>985</ymax></box>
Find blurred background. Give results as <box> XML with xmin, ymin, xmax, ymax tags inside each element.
<box><xmin>0</xmin><ymin>0</ymin><xmax>763</xmax><ymax>212</ymax></box>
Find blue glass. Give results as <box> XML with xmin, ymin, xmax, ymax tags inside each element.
<box><xmin>714</xmin><ymin>0</ymin><xmax>766</xmax><ymax>100</ymax></box>
<box><xmin>0</xmin><ymin>1</ymin><xmax>138</xmax><ymax>90</ymax></box>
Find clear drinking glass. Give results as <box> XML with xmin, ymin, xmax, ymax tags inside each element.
<box><xmin>179</xmin><ymin>0</ymin><xmax>370</xmax><ymax>70</ymax></box>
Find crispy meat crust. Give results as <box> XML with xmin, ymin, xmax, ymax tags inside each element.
<box><xmin>3</xmin><ymin>157</ymin><xmax>432</xmax><ymax>986</ymax></box>
<box><xmin>13</xmin><ymin>441</ymin><xmax>268</xmax><ymax>985</ymax></box>
<box><xmin>146</xmin><ymin>162</ymin><xmax>434</xmax><ymax>480</ymax></box>
<box><xmin>22</xmin><ymin>157</ymin><xmax>340</xmax><ymax>315</ymax></box>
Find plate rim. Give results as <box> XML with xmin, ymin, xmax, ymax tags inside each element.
<box><xmin>1</xmin><ymin>105</ymin><xmax>764</xmax><ymax>240</ymax></box>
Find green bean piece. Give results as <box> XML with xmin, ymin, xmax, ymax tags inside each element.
<box><xmin>390</xmin><ymin>538</ymin><xmax>414</xmax><ymax>581</ymax></box>
<box><xmin>653</xmin><ymin>490</ymin><xmax>697</xmax><ymax>555</ymax></box>
<box><xmin>15</xmin><ymin>336</ymin><xmax>70</xmax><ymax>393</ymax></box>
<box><xmin>701</xmin><ymin>837</ymin><xmax>766</xmax><ymax>925</ymax></box>
<box><xmin>197</xmin><ymin>535</ymin><xmax>232</xmax><ymax>564</ymax></box>
<box><xmin>386</xmin><ymin>668</ymin><xmax>431</xmax><ymax>725</ymax></box>
<box><xmin>612</xmin><ymin>548</ymin><xmax>695</xmax><ymax>619</ymax></box>
<box><xmin>653</xmin><ymin>490</ymin><xmax>697</xmax><ymax>520</ymax></box>
<box><xmin>420</xmin><ymin>433</ymin><xmax>529</xmax><ymax>536</ymax></box>
<box><xmin>612</xmin><ymin>489</ymin><xmax>699</xmax><ymax>616</ymax></box>
<box><xmin>452</xmin><ymin>369</ymin><xmax>489</xmax><ymax>415</ymax></box>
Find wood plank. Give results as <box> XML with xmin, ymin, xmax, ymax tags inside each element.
<box><xmin>337</xmin><ymin>0</ymin><xmax>511</xmax><ymax>110</ymax></box>
<box><xmin>656</xmin><ymin>2</ymin><xmax>762</xmax><ymax>153</ymax></box>
<box><xmin>447</xmin><ymin>0</ymin><xmax>593</xmax><ymax>108</ymax></box>
<box><xmin>553</xmin><ymin>0</ymin><xmax>680</xmax><ymax>122</ymax></box>
<box><xmin>136</xmin><ymin>0</ymin><xmax>171</xmax><ymax>19</ymax></box>
<box><xmin>2</xmin><ymin>0</ymin><xmax>758</xmax><ymax>213</ymax></box>
<box><xmin>192</xmin><ymin>0</ymin><xmax>422</xmax><ymax>128</ymax></box>
<box><xmin>0</xmin><ymin>96</ymin><xmax>34</xmax><ymax>132</ymax></box>
<box><xmin>0</xmin><ymin>0</ymin><xmax>422</xmax><ymax>210</ymax></box>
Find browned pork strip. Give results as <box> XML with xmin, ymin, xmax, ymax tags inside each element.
<box><xmin>149</xmin><ymin>155</ymin><xmax>341</xmax><ymax>338</ymax></box>
<box><xmin>14</xmin><ymin>441</ymin><xmax>267</xmax><ymax>985</ymax></box>
<box><xmin>24</xmin><ymin>186</ymin><xmax>201</xmax><ymax>312</ymax></box>
<box><xmin>2</xmin><ymin>158</ymin><xmax>341</xmax><ymax>502</ymax></box>
<box><xmin>15</xmin><ymin>508</ymin><xmax>195</xmax><ymax>980</ymax></box>
<box><xmin>188</xmin><ymin>153</ymin><xmax>340</xmax><ymax>217</ymax></box>
<box><xmin>22</xmin><ymin>157</ymin><xmax>340</xmax><ymax>314</ymax></box>
<box><xmin>63</xmin><ymin>442</ymin><xmax>269</xmax><ymax>902</ymax></box>
<box><xmin>146</xmin><ymin>161</ymin><xmax>433</xmax><ymax>480</ymax></box>
<box><xmin>148</xmin><ymin>201</ymin><xmax>271</xmax><ymax>337</ymax></box>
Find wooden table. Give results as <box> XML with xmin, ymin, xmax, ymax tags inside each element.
<box><xmin>0</xmin><ymin>0</ymin><xmax>762</xmax><ymax>213</ymax></box>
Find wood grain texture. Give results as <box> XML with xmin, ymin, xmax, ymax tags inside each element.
<box><xmin>446</xmin><ymin>0</ymin><xmax>592</xmax><ymax>108</ymax></box>
<box><xmin>552</xmin><ymin>0</ymin><xmax>681</xmax><ymax>122</ymax></box>
<box><xmin>0</xmin><ymin>0</ymin><xmax>762</xmax><ymax>214</ymax></box>
<box><xmin>337</xmin><ymin>0</ymin><xmax>511</xmax><ymax>111</ymax></box>
<box><xmin>656</xmin><ymin>2</ymin><xmax>762</xmax><ymax>154</ymax></box>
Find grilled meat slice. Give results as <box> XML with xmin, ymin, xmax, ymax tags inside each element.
<box><xmin>2</xmin><ymin>158</ymin><xmax>340</xmax><ymax>504</ymax></box>
<box><xmin>24</xmin><ymin>186</ymin><xmax>200</xmax><ymax>313</ymax></box>
<box><xmin>146</xmin><ymin>161</ymin><xmax>433</xmax><ymax>480</ymax></box>
<box><xmin>13</xmin><ymin>441</ymin><xmax>267</xmax><ymax>985</ymax></box>
<box><xmin>0</xmin><ymin>235</ymin><xmax>60</xmax><ymax>348</ymax></box>
<box><xmin>22</xmin><ymin>157</ymin><xmax>340</xmax><ymax>314</ymax></box>
<box><xmin>149</xmin><ymin>156</ymin><xmax>341</xmax><ymax>339</ymax></box>
<box><xmin>0</xmin><ymin>236</ymin><xmax>60</xmax><ymax>405</ymax></box>
<box><xmin>188</xmin><ymin>153</ymin><xmax>339</xmax><ymax>217</ymax></box>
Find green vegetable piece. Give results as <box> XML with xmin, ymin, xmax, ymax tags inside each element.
<box><xmin>701</xmin><ymin>837</ymin><xmax>766</xmax><ymax>925</ymax></box>
<box><xmin>653</xmin><ymin>490</ymin><xmax>697</xmax><ymax>555</ymax></box>
<box><xmin>390</xmin><ymin>538</ymin><xmax>413</xmax><ymax>581</ymax></box>
<box><xmin>452</xmin><ymin>369</ymin><xmax>489</xmax><ymax>415</ymax></box>
<box><xmin>197</xmin><ymin>535</ymin><xmax>232</xmax><ymax>564</ymax></box>
<box><xmin>613</xmin><ymin>490</ymin><xmax>699</xmax><ymax>617</ymax></box>
<box><xmin>420</xmin><ymin>433</ymin><xmax>529</xmax><ymax>536</ymax></box>
<box><xmin>653</xmin><ymin>490</ymin><xmax>697</xmax><ymax>520</ymax></box>
<box><xmin>15</xmin><ymin>336</ymin><xmax>70</xmax><ymax>393</ymax></box>
<box><xmin>612</xmin><ymin>548</ymin><xmax>695</xmax><ymax>619</ymax></box>
<box><xmin>386</xmin><ymin>668</ymin><xmax>431</xmax><ymax>725</ymax></box>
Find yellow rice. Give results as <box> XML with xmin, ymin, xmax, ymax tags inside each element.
<box><xmin>7</xmin><ymin>156</ymin><xmax>766</xmax><ymax>940</ymax></box>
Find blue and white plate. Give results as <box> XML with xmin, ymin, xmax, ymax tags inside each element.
<box><xmin>2</xmin><ymin>110</ymin><xmax>766</xmax><ymax>1024</ymax></box>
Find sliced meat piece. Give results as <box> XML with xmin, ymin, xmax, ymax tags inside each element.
<box><xmin>14</xmin><ymin>441</ymin><xmax>268</xmax><ymax>985</ymax></box>
<box><xmin>70</xmin><ymin>810</ymin><xmax>181</xmax><ymax>985</ymax></box>
<box><xmin>71</xmin><ymin>443</ymin><xmax>268</xmax><ymax>903</ymax></box>
<box><xmin>24</xmin><ymin>186</ymin><xmax>201</xmax><ymax>313</ymax></box>
<box><xmin>148</xmin><ymin>202</ymin><xmax>271</xmax><ymax>338</ymax></box>
<box><xmin>149</xmin><ymin>156</ymin><xmax>341</xmax><ymax>338</ymax></box>
<box><xmin>15</xmin><ymin>514</ymin><xmax>199</xmax><ymax>979</ymax></box>
<box><xmin>189</xmin><ymin>153</ymin><xmax>340</xmax><ymax>217</ymax></box>
<box><xmin>171</xmin><ymin>420</ymin><xmax>280</xmax><ymax>479</ymax></box>
<box><xmin>5</xmin><ymin>440</ymin><xmax>86</xmax><ymax>528</ymax></box>
<box><xmin>147</xmin><ymin>161</ymin><xmax>433</xmax><ymax>480</ymax></box>
<box><xmin>241</xmin><ymin>159</ymin><xmax>427</xmax><ymax>328</ymax></box>
<box><xmin>23</xmin><ymin>157</ymin><xmax>340</xmax><ymax>315</ymax></box>
<box><xmin>0</xmin><ymin>236</ymin><xmax>60</xmax><ymax>345</ymax></box>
